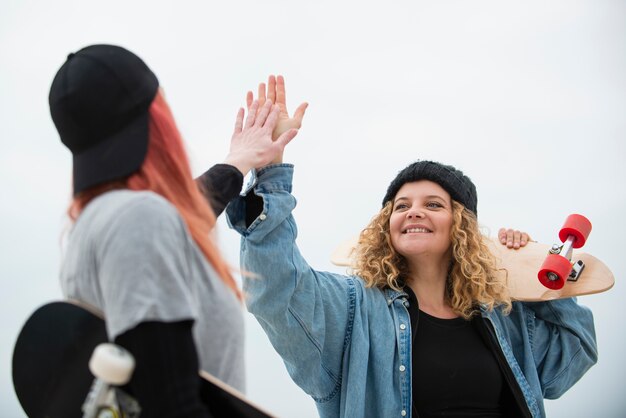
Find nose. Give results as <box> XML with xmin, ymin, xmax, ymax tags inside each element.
<box><xmin>406</xmin><ymin>208</ymin><xmax>425</xmax><ymax>219</ymax></box>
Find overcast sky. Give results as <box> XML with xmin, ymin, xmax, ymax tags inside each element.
<box><xmin>1</xmin><ymin>1</ymin><xmax>625</xmax><ymax>417</ymax></box>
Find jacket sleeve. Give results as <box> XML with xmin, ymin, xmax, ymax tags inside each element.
<box><xmin>226</xmin><ymin>164</ymin><xmax>355</xmax><ymax>401</ymax></box>
<box><xmin>522</xmin><ymin>298</ymin><xmax>597</xmax><ymax>399</ymax></box>
<box><xmin>197</xmin><ymin>164</ymin><xmax>244</xmax><ymax>218</ymax></box>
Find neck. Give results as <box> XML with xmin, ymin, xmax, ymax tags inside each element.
<box><xmin>405</xmin><ymin>254</ymin><xmax>457</xmax><ymax>318</ymax></box>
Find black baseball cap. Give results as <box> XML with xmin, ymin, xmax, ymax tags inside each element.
<box><xmin>382</xmin><ymin>160</ymin><xmax>478</xmax><ymax>215</ymax></box>
<box><xmin>49</xmin><ymin>44</ymin><xmax>159</xmax><ymax>195</ymax></box>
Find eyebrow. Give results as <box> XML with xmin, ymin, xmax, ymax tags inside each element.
<box><xmin>394</xmin><ymin>194</ymin><xmax>448</xmax><ymax>203</ymax></box>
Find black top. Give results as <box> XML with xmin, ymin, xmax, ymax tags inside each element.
<box><xmin>197</xmin><ymin>164</ymin><xmax>244</xmax><ymax>217</ymax></box>
<box><xmin>404</xmin><ymin>287</ymin><xmax>505</xmax><ymax>418</ymax></box>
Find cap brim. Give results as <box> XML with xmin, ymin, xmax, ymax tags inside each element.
<box><xmin>72</xmin><ymin>111</ymin><xmax>149</xmax><ymax>195</ymax></box>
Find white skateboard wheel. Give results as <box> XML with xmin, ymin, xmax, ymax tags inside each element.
<box><xmin>89</xmin><ymin>343</ymin><xmax>135</xmax><ymax>385</ymax></box>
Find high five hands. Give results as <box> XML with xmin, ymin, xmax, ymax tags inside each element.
<box><xmin>224</xmin><ymin>75</ymin><xmax>307</xmax><ymax>175</ymax></box>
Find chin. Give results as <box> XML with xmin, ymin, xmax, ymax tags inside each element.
<box><xmin>396</xmin><ymin>245</ymin><xmax>450</xmax><ymax>260</ymax></box>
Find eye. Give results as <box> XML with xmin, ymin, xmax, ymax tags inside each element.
<box><xmin>394</xmin><ymin>203</ymin><xmax>409</xmax><ymax>211</ymax></box>
<box><xmin>426</xmin><ymin>201</ymin><xmax>444</xmax><ymax>209</ymax></box>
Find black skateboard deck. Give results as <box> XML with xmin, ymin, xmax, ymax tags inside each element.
<box><xmin>12</xmin><ymin>301</ymin><xmax>274</xmax><ymax>417</ymax></box>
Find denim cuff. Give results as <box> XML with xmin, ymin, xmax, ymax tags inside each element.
<box><xmin>226</xmin><ymin>164</ymin><xmax>297</xmax><ymax>239</ymax></box>
<box><xmin>245</xmin><ymin>164</ymin><xmax>294</xmax><ymax>195</ymax></box>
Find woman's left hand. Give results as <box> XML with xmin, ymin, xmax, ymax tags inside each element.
<box><xmin>247</xmin><ymin>75</ymin><xmax>308</xmax><ymax>142</ymax></box>
<box><xmin>498</xmin><ymin>228</ymin><xmax>532</xmax><ymax>249</ymax></box>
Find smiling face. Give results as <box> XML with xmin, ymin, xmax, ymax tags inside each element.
<box><xmin>389</xmin><ymin>180</ymin><xmax>454</xmax><ymax>261</ymax></box>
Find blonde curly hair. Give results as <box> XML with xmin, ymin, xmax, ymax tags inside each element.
<box><xmin>352</xmin><ymin>201</ymin><xmax>511</xmax><ymax>319</ymax></box>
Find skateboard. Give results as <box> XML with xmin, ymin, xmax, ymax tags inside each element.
<box><xmin>330</xmin><ymin>214</ymin><xmax>614</xmax><ymax>302</ymax></box>
<box><xmin>12</xmin><ymin>300</ymin><xmax>275</xmax><ymax>418</ymax></box>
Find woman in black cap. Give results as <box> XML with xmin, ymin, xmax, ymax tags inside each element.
<box><xmin>50</xmin><ymin>44</ymin><xmax>298</xmax><ymax>416</ymax></box>
<box><xmin>224</xmin><ymin>80</ymin><xmax>597</xmax><ymax>418</ymax></box>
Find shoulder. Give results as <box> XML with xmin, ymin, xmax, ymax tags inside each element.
<box><xmin>94</xmin><ymin>190</ymin><xmax>183</xmax><ymax>229</ymax></box>
<box><xmin>80</xmin><ymin>190</ymin><xmax>188</xmax><ymax>247</ymax></box>
<box><xmin>350</xmin><ymin>275</ymin><xmax>392</xmax><ymax>306</ymax></box>
<box><xmin>107</xmin><ymin>190</ymin><xmax>178</xmax><ymax>218</ymax></box>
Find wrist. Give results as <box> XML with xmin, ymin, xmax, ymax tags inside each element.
<box><xmin>223</xmin><ymin>154</ymin><xmax>252</xmax><ymax>177</ymax></box>
<box><xmin>270</xmin><ymin>153</ymin><xmax>283</xmax><ymax>165</ymax></box>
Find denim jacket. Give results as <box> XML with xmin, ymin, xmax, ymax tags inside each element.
<box><xmin>226</xmin><ymin>164</ymin><xmax>597</xmax><ymax>418</ymax></box>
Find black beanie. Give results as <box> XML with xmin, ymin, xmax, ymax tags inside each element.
<box><xmin>382</xmin><ymin>161</ymin><xmax>478</xmax><ymax>215</ymax></box>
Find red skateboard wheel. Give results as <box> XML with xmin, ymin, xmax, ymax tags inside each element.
<box><xmin>559</xmin><ymin>214</ymin><xmax>592</xmax><ymax>248</ymax></box>
<box><xmin>538</xmin><ymin>254</ymin><xmax>572</xmax><ymax>290</ymax></box>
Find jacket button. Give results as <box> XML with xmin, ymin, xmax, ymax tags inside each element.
<box><xmin>399</xmin><ymin>365</ymin><xmax>406</xmax><ymax>372</ymax></box>
<box><xmin>259</xmin><ymin>214</ymin><xmax>267</xmax><ymax>221</ymax></box>
<box><xmin>400</xmin><ymin>324</ymin><xmax>406</xmax><ymax>330</ymax></box>
<box><xmin>401</xmin><ymin>410</ymin><xmax>407</xmax><ymax>416</ymax></box>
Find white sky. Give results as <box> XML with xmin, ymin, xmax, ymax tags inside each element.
<box><xmin>1</xmin><ymin>0</ymin><xmax>625</xmax><ymax>417</ymax></box>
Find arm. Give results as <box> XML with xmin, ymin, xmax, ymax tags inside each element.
<box><xmin>197</xmin><ymin>164</ymin><xmax>243</xmax><ymax>218</ymax></box>
<box><xmin>228</xmin><ymin>79</ymin><xmax>348</xmax><ymax>399</ymax></box>
<box><xmin>115</xmin><ymin>320</ymin><xmax>212</xmax><ymax>418</ymax></box>
<box><xmin>96</xmin><ymin>195</ymin><xmax>215</xmax><ymax>414</ymax></box>
<box><xmin>226</xmin><ymin>165</ymin><xmax>355</xmax><ymax>401</ymax></box>
<box><xmin>522</xmin><ymin>299</ymin><xmax>597</xmax><ymax>398</ymax></box>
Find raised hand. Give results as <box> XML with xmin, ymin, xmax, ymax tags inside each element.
<box><xmin>246</xmin><ymin>75</ymin><xmax>308</xmax><ymax>141</ymax></box>
<box><xmin>224</xmin><ymin>100</ymin><xmax>298</xmax><ymax>175</ymax></box>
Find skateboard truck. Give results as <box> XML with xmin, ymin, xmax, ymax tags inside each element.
<box><xmin>82</xmin><ymin>343</ymin><xmax>140</xmax><ymax>418</ymax></box>
<box><xmin>547</xmin><ymin>243</ymin><xmax>586</xmax><ymax>283</ymax></box>
<box><xmin>569</xmin><ymin>260</ymin><xmax>585</xmax><ymax>281</ymax></box>
<box><xmin>538</xmin><ymin>214</ymin><xmax>592</xmax><ymax>290</ymax></box>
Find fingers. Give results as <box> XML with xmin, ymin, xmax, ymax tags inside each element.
<box><xmin>257</xmin><ymin>83</ymin><xmax>267</xmax><ymax>107</ymax></box>
<box><xmin>267</xmin><ymin>75</ymin><xmax>276</xmax><ymax>104</ymax></box>
<box><xmin>246</xmin><ymin>91</ymin><xmax>253</xmax><ymax>111</ymax></box>
<box><xmin>499</xmin><ymin>228</ymin><xmax>517</xmax><ymax>248</ymax></box>
<box><xmin>498</xmin><ymin>228</ymin><xmax>529</xmax><ymax>249</ymax></box>
<box><xmin>254</xmin><ymin>100</ymin><xmax>274</xmax><ymax>127</ymax></box>
<box><xmin>520</xmin><ymin>232</ymin><xmax>530</xmax><ymax>247</ymax></box>
<box><xmin>233</xmin><ymin>108</ymin><xmax>244</xmax><ymax>134</ymax></box>
<box><xmin>244</xmin><ymin>100</ymin><xmax>259</xmax><ymax>128</ymax></box>
<box><xmin>276</xmin><ymin>75</ymin><xmax>286</xmax><ymax>106</ymax></box>
<box><xmin>293</xmin><ymin>102</ymin><xmax>309</xmax><ymax>123</ymax></box>
<box><xmin>512</xmin><ymin>230</ymin><xmax>521</xmax><ymax>249</ymax></box>
<box><xmin>242</xmin><ymin>99</ymin><xmax>277</xmax><ymax>132</ymax></box>
<box><xmin>263</xmin><ymin>103</ymin><xmax>280</xmax><ymax>130</ymax></box>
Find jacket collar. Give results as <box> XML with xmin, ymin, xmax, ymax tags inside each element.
<box><xmin>384</xmin><ymin>288</ymin><xmax>408</xmax><ymax>305</ymax></box>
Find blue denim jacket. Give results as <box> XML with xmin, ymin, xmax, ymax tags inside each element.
<box><xmin>226</xmin><ymin>165</ymin><xmax>597</xmax><ymax>418</ymax></box>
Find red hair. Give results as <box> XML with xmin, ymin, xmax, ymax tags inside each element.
<box><xmin>69</xmin><ymin>91</ymin><xmax>241</xmax><ymax>299</ymax></box>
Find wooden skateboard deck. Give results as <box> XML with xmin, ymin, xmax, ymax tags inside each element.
<box><xmin>330</xmin><ymin>236</ymin><xmax>614</xmax><ymax>302</ymax></box>
<box><xmin>12</xmin><ymin>300</ymin><xmax>275</xmax><ymax>418</ymax></box>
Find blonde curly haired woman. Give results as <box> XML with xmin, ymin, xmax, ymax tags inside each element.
<box><xmin>355</xmin><ymin>162</ymin><xmax>511</xmax><ymax>321</ymax></box>
<box><xmin>226</xmin><ymin>79</ymin><xmax>597</xmax><ymax>418</ymax></box>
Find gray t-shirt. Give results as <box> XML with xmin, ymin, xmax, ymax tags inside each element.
<box><xmin>60</xmin><ymin>190</ymin><xmax>245</xmax><ymax>391</ymax></box>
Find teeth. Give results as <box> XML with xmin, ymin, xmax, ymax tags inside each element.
<box><xmin>404</xmin><ymin>228</ymin><xmax>431</xmax><ymax>233</ymax></box>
